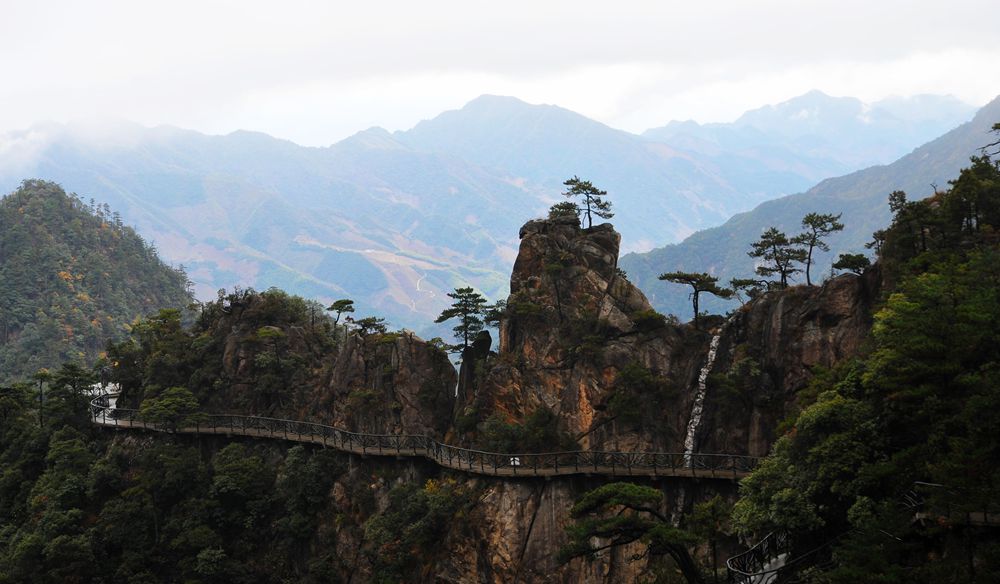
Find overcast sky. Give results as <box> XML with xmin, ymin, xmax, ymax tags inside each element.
<box><xmin>2</xmin><ymin>0</ymin><xmax>999</xmax><ymax>146</ymax></box>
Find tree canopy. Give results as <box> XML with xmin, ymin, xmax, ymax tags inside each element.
<box><xmin>0</xmin><ymin>180</ymin><xmax>192</xmax><ymax>383</ymax></box>
<box><xmin>732</xmin><ymin>153</ymin><xmax>1000</xmax><ymax>582</ymax></box>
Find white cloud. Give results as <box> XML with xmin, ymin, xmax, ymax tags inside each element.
<box><xmin>1</xmin><ymin>0</ymin><xmax>998</xmax><ymax>144</ymax></box>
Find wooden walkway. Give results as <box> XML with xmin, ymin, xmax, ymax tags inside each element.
<box><xmin>90</xmin><ymin>393</ymin><xmax>758</xmax><ymax>480</ymax></box>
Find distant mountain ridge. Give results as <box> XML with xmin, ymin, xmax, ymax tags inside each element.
<box><xmin>621</xmin><ymin>94</ymin><xmax>1000</xmax><ymax>319</ymax></box>
<box><xmin>644</xmin><ymin>91</ymin><xmax>975</xmax><ymax>171</ymax></box>
<box><xmin>0</xmin><ymin>91</ymin><xmax>976</xmax><ymax>334</ymax></box>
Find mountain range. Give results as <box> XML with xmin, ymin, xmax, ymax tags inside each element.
<box><xmin>0</xmin><ymin>91</ymin><xmax>976</xmax><ymax>333</ymax></box>
<box><xmin>621</xmin><ymin>95</ymin><xmax>1000</xmax><ymax>318</ymax></box>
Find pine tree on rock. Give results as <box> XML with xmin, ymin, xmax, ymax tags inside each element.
<box><xmin>326</xmin><ymin>299</ymin><xmax>355</xmax><ymax>325</ymax></box>
<box><xmin>658</xmin><ymin>272</ymin><xmax>732</xmax><ymax>329</ymax></box>
<box><xmin>435</xmin><ymin>287</ymin><xmax>489</xmax><ymax>352</ymax></box>
<box><xmin>562</xmin><ymin>176</ymin><xmax>613</xmax><ymax>229</ymax></box>
<box><xmin>792</xmin><ymin>212</ymin><xmax>844</xmax><ymax>285</ymax></box>
<box><xmin>748</xmin><ymin>227</ymin><xmax>807</xmax><ymax>288</ymax></box>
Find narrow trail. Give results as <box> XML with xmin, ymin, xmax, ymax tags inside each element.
<box><xmin>89</xmin><ymin>393</ymin><xmax>758</xmax><ymax>481</ymax></box>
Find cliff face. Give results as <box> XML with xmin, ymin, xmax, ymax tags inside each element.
<box><xmin>458</xmin><ymin>218</ymin><xmax>879</xmax><ymax>460</ymax></box>
<box><xmin>460</xmin><ymin>217</ymin><xmax>696</xmax><ymax>452</ymax></box>
<box><xmin>701</xmin><ymin>266</ymin><xmax>881</xmax><ymax>456</ymax></box>
<box><xmin>117</xmin><ymin>219</ymin><xmax>880</xmax><ymax>583</ymax></box>
<box><xmin>431</xmin><ymin>218</ymin><xmax>881</xmax><ymax>582</ymax></box>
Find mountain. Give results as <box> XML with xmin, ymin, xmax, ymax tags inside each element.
<box><xmin>620</xmin><ymin>95</ymin><xmax>1000</xmax><ymax>319</ymax></box>
<box><xmin>0</xmin><ymin>180</ymin><xmax>192</xmax><ymax>382</ymax></box>
<box><xmin>396</xmin><ymin>95</ymin><xmax>847</xmax><ymax>250</ymax></box>
<box><xmin>643</xmin><ymin>91</ymin><xmax>975</xmax><ymax>176</ymax></box>
<box><xmin>0</xmin><ymin>93</ymin><xmax>973</xmax><ymax>334</ymax></box>
<box><xmin>0</xmin><ymin>123</ymin><xmax>544</xmax><ymax>333</ymax></box>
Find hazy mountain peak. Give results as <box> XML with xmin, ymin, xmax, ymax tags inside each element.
<box><xmin>334</xmin><ymin>126</ymin><xmax>404</xmax><ymax>150</ymax></box>
<box><xmin>463</xmin><ymin>94</ymin><xmax>535</xmax><ymax>110</ymax></box>
<box><xmin>734</xmin><ymin>91</ymin><xmax>864</xmax><ymax>128</ymax></box>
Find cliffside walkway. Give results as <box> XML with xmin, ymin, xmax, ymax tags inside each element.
<box><xmin>90</xmin><ymin>393</ymin><xmax>758</xmax><ymax>480</ymax></box>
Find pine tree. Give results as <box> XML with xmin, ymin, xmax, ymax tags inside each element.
<box><xmin>434</xmin><ymin>287</ymin><xmax>488</xmax><ymax>352</ymax></box>
<box><xmin>748</xmin><ymin>228</ymin><xmax>807</xmax><ymax>288</ymax></box>
<box><xmin>562</xmin><ymin>176</ymin><xmax>613</xmax><ymax>229</ymax></box>
<box><xmin>792</xmin><ymin>213</ymin><xmax>844</xmax><ymax>286</ymax></box>
<box><xmin>658</xmin><ymin>272</ymin><xmax>732</xmax><ymax>329</ymax></box>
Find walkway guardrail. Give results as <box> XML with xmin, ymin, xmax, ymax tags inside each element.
<box><xmin>726</xmin><ymin>530</ymin><xmax>791</xmax><ymax>584</ymax></box>
<box><xmin>91</xmin><ymin>393</ymin><xmax>759</xmax><ymax>480</ymax></box>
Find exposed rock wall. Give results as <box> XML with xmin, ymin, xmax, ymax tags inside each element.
<box><xmin>429</xmin><ymin>219</ymin><xmax>881</xmax><ymax>583</ymax></box>
<box><xmin>181</xmin><ymin>218</ymin><xmax>881</xmax><ymax>583</ymax></box>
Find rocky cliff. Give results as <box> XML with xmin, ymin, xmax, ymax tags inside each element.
<box><xmin>428</xmin><ymin>217</ymin><xmax>881</xmax><ymax>582</ymax></box>
<box><xmin>457</xmin><ymin>217</ymin><xmax>879</xmax><ymax>459</ymax></box>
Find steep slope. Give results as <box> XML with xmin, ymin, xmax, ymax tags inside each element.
<box><xmin>0</xmin><ymin>180</ymin><xmax>192</xmax><ymax>382</ymax></box>
<box><xmin>621</xmin><ymin>95</ymin><xmax>1000</xmax><ymax>319</ymax></box>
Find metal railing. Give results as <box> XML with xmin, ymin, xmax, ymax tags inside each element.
<box><xmin>726</xmin><ymin>530</ymin><xmax>791</xmax><ymax>584</ymax></box>
<box><xmin>90</xmin><ymin>393</ymin><xmax>758</xmax><ymax>480</ymax></box>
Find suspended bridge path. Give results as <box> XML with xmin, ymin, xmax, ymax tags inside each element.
<box><xmin>90</xmin><ymin>393</ymin><xmax>758</xmax><ymax>480</ymax></box>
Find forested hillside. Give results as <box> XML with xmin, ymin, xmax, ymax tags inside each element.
<box><xmin>0</xmin><ymin>180</ymin><xmax>192</xmax><ymax>382</ymax></box>
<box><xmin>729</xmin><ymin>152</ymin><xmax>1000</xmax><ymax>581</ymax></box>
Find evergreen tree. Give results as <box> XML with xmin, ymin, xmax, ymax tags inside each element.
<box><xmin>747</xmin><ymin>227</ymin><xmax>807</xmax><ymax>288</ymax></box>
<box><xmin>792</xmin><ymin>212</ymin><xmax>844</xmax><ymax>285</ymax></box>
<box><xmin>832</xmin><ymin>253</ymin><xmax>870</xmax><ymax>275</ymax></box>
<box><xmin>562</xmin><ymin>176</ymin><xmax>613</xmax><ymax>229</ymax></box>
<box><xmin>560</xmin><ymin>482</ymin><xmax>703</xmax><ymax>583</ymax></box>
<box><xmin>434</xmin><ymin>287</ymin><xmax>488</xmax><ymax>352</ymax></box>
<box><xmin>658</xmin><ymin>272</ymin><xmax>732</xmax><ymax>329</ymax></box>
<box><xmin>325</xmin><ymin>299</ymin><xmax>355</xmax><ymax>325</ymax></box>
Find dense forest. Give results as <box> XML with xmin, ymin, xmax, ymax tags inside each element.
<box><xmin>0</xmin><ymin>180</ymin><xmax>193</xmax><ymax>383</ymax></box>
<box><xmin>727</xmin><ymin>153</ymin><xmax>1000</xmax><ymax>581</ymax></box>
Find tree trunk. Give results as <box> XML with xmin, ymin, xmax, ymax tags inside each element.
<box><xmin>667</xmin><ymin>544</ymin><xmax>706</xmax><ymax>584</ymax></box>
<box><xmin>692</xmin><ymin>290</ymin><xmax>700</xmax><ymax>330</ymax></box>
<box><xmin>805</xmin><ymin>244</ymin><xmax>814</xmax><ymax>286</ymax></box>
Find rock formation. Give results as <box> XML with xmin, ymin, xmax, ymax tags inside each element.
<box><xmin>426</xmin><ymin>217</ymin><xmax>882</xmax><ymax>582</ymax></box>
<box><xmin>119</xmin><ymin>218</ymin><xmax>882</xmax><ymax>583</ymax></box>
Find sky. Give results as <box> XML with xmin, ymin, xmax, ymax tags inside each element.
<box><xmin>2</xmin><ymin>0</ymin><xmax>999</xmax><ymax>146</ymax></box>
